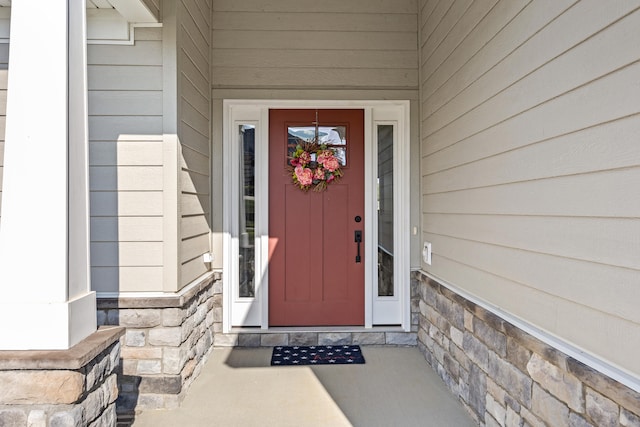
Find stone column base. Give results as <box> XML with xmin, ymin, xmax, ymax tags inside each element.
<box><xmin>0</xmin><ymin>326</ymin><xmax>125</xmax><ymax>427</ymax></box>
<box><xmin>97</xmin><ymin>272</ymin><xmax>220</xmax><ymax>415</ymax></box>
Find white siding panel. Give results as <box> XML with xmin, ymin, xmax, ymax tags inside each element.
<box><xmin>419</xmin><ymin>0</ymin><xmax>640</xmax><ymax>378</ymax></box>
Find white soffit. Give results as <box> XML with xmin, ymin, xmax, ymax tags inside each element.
<box><xmin>0</xmin><ymin>0</ymin><xmax>160</xmax><ymax>44</ymax></box>
<box><xmin>103</xmin><ymin>0</ymin><xmax>158</xmax><ymax>24</ymax></box>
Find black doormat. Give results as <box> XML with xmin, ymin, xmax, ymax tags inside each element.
<box><xmin>271</xmin><ymin>345</ymin><xmax>365</xmax><ymax>366</ymax></box>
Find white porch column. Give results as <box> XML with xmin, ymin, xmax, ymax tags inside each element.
<box><xmin>0</xmin><ymin>1</ymin><xmax>96</xmax><ymax>349</ymax></box>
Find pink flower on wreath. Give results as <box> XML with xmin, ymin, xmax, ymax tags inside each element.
<box><xmin>321</xmin><ymin>156</ymin><xmax>340</xmax><ymax>172</ymax></box>
<box><xmin>316</xmin><ymin>150</ymin><xmax>331</xmax><ymax>164</ymax></box>
<box><xmin>298</xmin><ymin>151</ymin><xmax>311</xmax><ymax>166</ymax></box>
<box><xmin>295</xmin><ymin>165</ymin><xmax>313</xmax><ymax>186</ymax></box>
<box><xmin>314</xmin><ymin>168</ymin><xmax>325</xmax><ymax>181</ymax></box>
<box><xmin>326</xmin><ymin>174</ymin><xmax>335</xmax><ymax>183</ymax></box>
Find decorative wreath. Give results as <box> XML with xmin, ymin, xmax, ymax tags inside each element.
<box><xmin>288</xmin><ymin>139</ymin><xmax>343</xmax><ymax>192</ymax></box>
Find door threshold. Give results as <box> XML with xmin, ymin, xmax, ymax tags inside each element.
<box><xmin>230</xmin><ymin>326</ymin><xmax>405</xmax><ymax>334</ymax></box>
<box><xmin>220</xmin><ymin>326</ymin><xmax>417</xmax><ymax>347</ymax></box>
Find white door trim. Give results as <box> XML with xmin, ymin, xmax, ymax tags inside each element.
<box><xmin>222</xmin><ymin>100</ymin><xmax>410</xmax><ymax>333</ymax></box>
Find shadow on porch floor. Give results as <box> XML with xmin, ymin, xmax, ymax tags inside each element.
<box><xmin>131</xmin><ymin>346</ymin><xmax>475</xmax><ymax>427</ymax></box>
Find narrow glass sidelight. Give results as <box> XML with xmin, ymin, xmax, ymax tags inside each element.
<box><xmin>239</xmin><ymin>125</ymin><xmax>256</xmax><ymax>298</ymax></box>
<box><xmin>377</xmin><ymin>125</ymin><xmax>394</xmax><ymax>297</ymax></box>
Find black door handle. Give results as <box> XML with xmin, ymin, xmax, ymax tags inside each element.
<box><xmin>354</xmin><ymin>230</ymin><xmax>362</xmax><ymax>263</ymax></box>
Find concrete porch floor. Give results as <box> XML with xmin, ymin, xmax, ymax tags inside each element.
<box><xmin>130</xmin><ymin>346</ymin><xmax>476</xmax><ymax>427</ymax></box>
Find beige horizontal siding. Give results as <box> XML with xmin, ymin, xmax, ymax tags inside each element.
<box><xmin>91</xmin><ymin>217</ymin><xmax>164</xmax><ymax>242</ymax></box>
<box><xmin>211</xmin><ymin>0</ymin><xmax>418</xmax><ymax>90</ymax></box>
<box><xmin>88</xmin><ymin>28</ymin><xmax>165</xmax><ymax>293</ymax></box>
<box><xmin>213</xmin><ymin>11</ymin><xmax>416</xmax><ymax>32</ymax></box>
<box><xmin>91</xmin><ymin>266</ymin><xmax>163</xmax><ymax>293</ymax></box>
<box><xmin>420</xmin><ymin>0</ymin><xmax>640</xmax><ymax>377</ymax></box>
<box><xmin>179</xmin><ymin>0</ymin><xmax>212</xmax><ymax>287</ymax></box>
<box><xmin>213</xmin><ymin>0</ymin><xmax>418</xmax><ymax>14</ymax></box>
<box><xmin>91</xmin><ymin>242</ymin><xmax>163</xmax><ymax>267</ymax></box>
<box><xmin>91</xmin><ymin>191</ymin><xmax>163</xmax><ymax>216</ymax></box>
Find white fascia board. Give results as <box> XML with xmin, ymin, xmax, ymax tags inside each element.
<box><xmin>109</xmin><ymin>0</ymin><xmax>159</xmax><ymax>23</ymax></box>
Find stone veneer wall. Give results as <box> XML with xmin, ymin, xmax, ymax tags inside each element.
<box><xmin>97</xmin><ymin>272</ymin><xmax>221</xmax><ymax>415</ymax></box>
<box><xmin>414</xmin><ymin>271</ymin><xmax>640</xmax><ymax>427</ymax></box>
<box><xmin>0</xmin><ymin>327</ymin><xmax>124</xmax><ymax>427</ymax></box>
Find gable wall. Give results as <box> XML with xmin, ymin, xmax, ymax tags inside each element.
<box><xmin>209</xmin><ymin>0</ymin><xmax>422</xmax><ymax>269</ymax></box>
<box><xmin>211</xmin><ymin>0</ymin><xmax>419</xmax><ymax>90</ymax></box>
<box><xmin>419</xmin><ymin>0</ymin><xmax>640</xmax><ymax>378</ymax></box>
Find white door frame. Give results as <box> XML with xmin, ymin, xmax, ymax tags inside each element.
<box><xmin>222</xmin><ymin>100</ymin><xmax>410</xmax><ymax>332</ymax></box>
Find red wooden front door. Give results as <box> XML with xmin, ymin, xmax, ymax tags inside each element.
<box><xmin>269</xmin><ymin>109</ymin><xmax>365</xmax><ymax>326</ymax></box>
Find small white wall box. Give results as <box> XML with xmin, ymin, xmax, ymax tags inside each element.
<box><xmin>203</xmin><ymin>253</ymin><xmax>214</xmax><ymax>263</ymax></box>
<box><xmin>423</xmin><ymin>242</ymin><xmax>432</xmax><ymax>265</ymax></box>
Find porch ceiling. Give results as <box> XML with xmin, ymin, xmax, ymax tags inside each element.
<box><xmin>0</xmin><ymin>0</ymin><xmax>159</xmax><ymax>23</ymax></box>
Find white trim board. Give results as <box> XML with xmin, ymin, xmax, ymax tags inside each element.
<box><xmin>223</xmin><ymin>100</ymin><xmax>411</xmax><ymax>333</ymax></box>
<box><xmin>0</xmin><ymin>7</ymin><xmax>161</xmax><ymax>45</ymax></box>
